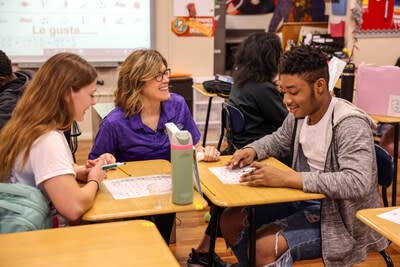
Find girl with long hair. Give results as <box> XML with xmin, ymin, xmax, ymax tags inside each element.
<box><xmin>0</xmin><ymin>53</ymin><xmax>115</xmax><ymax>225</ymax></box>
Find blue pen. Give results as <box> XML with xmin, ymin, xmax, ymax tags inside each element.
<box><xmin>102</xmin><ymin>162</ymin><xmax>126</xmax><ymax>170</ymax></box>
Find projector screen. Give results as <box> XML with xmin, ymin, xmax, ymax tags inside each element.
<box><xmin>0</xmin><ymin>0</ymin><xmax>154</xmax><ymax>66</ymax></box>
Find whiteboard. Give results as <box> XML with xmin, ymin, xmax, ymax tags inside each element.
<box><xmin>0</xmin><ymin>0</ymin><xmax>154</xmax><ymax>65</ymax></box>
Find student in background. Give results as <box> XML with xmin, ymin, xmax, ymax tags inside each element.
<box><xmin>228</xmin><ymin>32</ymin><xmax>288</xmax><ymax>153</ymax></box>
<box><xmin>221</xmin><ymin>46</ymin><xmax>387</xmax><ymax>267</ymax></box>
<box><xmin>0</xmin><ymin>53</ymin><xmax>115</xmax><ymax>227</ymax></box>
<box><xmin>89</xmin><ymin>49</ymin><xmax>220</xmax><ymax>244</ymax></box>
<box><xmin>188</xmin><ymin>32</ymin><xmax>287</xmax><ymax>267</ymax></box>
<box><xmin>0</xmin><ymin>50</ymin><xmax>35</xmax><ymax>131</ymax></box>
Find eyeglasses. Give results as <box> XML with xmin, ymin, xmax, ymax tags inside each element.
<box><xmin>154</xmin><ymin>68</ymin><xmax>171</xmax><ymax>82</ymax></box>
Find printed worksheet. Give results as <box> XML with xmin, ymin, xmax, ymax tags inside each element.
<box><xmin>208</xmin><ymin>166</ymin><xmax>255</xmax><ymax>184</ymax></box>
<box><xmin>377</xmin><ymin>208</ymin><xmax>400</xmax><ymax>225</ymax></box>
<box><xmin>103</xmin><ymin>174</ymin><xmax>171</xmax><ymax>200</ymax></box>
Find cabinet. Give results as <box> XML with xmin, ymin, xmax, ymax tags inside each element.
<box><xmin>169</xmin><ymin>77</ymin><xmax>193</xmax><ymax>114</ymax></box>
<box><xmin>214</xmin><ymin>0</ymin><xmax>274</xmax><ymax>74</ymax></box>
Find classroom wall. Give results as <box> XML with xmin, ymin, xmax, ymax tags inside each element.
<box><xmin>78</xmin><ymin>0</ymin><xmax>214</xmax><ymax>140</ymax></box>
<box><xmin>11</xmin><ymin>0</ymin><xmax>398</xmax><ymax>140</ymax></box>
<box><xmin>344</xmin><ymin>0</ymin><xmax>400</xmax><ymax>66</ymax></box>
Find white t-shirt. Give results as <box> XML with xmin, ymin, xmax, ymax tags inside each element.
<box><xmin>12</xmin><ymin>130</ymin><xmax>76</xmax><ymax>187</ymax></box>
<box><xmin>11</xmin><ymin>130</ymin><xmax>76</xmax><ymax>227</ymax></box>
<box><xmin>299</xmin><ymin>97</ymin><xmax>337</xmax><ymax>171</ymax></box>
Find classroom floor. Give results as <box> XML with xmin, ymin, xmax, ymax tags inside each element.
<box><xmin>76</xmin><ymin>140</ymin><xmax>400</xmax><ymax>267</ymax></box>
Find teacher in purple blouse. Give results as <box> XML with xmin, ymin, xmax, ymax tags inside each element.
<box><xmin>89</xmin><ymin>49</ymin><xmax>220</xmax><ymax>163</ymax></box>
<box><xmin>88</xmin><ymin>49</ymin><xmax>220</xmax><ymax>245</ymax></box>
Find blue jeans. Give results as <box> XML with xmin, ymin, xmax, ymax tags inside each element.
<box><xmin>232</xmin><ymin>200</ymin><xmax>321</xmax><ymax>267</ymax></box>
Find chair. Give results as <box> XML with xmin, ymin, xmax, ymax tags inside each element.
<box><xmin>375</xmin><ymin>144</ymin><xmax>394</xmax><ymax>267</ymax></box>
<box><xmin>63</xmin><ymin>121</ymin><xmax>82</xmax><ymax>163</ymax></box>
<box><xmin>217</xmin><ymin>102</ymin><xmax>245</xmax><ymax>154</ymax></box>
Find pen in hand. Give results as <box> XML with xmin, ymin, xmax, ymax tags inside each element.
<box><xmin>101</xmin><ymin>162</ymin><xmax>126</xmax><ymax>170</ymax></box>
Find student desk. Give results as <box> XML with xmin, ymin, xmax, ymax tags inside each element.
<box><xmin>0</xmin><ymin>220</ymin><xmax>180</xmax><ymax>267</ymax></box>
<box><xmin>356</xmin><ymin>207</ymin><xmax>400</xmax><ymax>246</ymax></box>
<box><xmin>193</xmin><ymin>84</ymin><xmax>229</xmax><ymax>147</ymax></box>
<box><xmin>82</xmin><ymin>159</ymin><xmax>207</xmax><ymax>222</ymax></box>
<box><xmin>198</xmin><ymin>156</ymin><xmax>325</xmax><ymax>267</ymax></box>
<box><xmin>370</xmin><ymin>114</ymin><xmax>400</xmax><ymax>206</ymax></box>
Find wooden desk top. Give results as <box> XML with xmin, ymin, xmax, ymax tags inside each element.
<box><xmin>193</xmin><ymin>83</ymin><xmax>229</xmax><ymax>98</ymax></box>
<box><xmin>198</xmin><ymin>156</ymin><xmax>325</xmax><ymax>207</ymax></box>
<box><xmin>0</xmin><ymin>220</ymin><xmax>180</xmax><ymax>267</ymax></box>
<box><xmin>369</xmin><ymin>114</ymin><xmax>400</xmax><ymax>124</ymax></box>
<box><xmin>82</xmin><ymin>160</ymin><xmax>208</xmax><ymax>222</ymax></box>
<box><xmin>356</xmin><ymin>207</ymin><xmax>400</xmax><ymax>246</ymax></box>
<box><xmin>193</xmin><ymin>83</ymin><xmax>218</xmax><ymax>98</ymax></box>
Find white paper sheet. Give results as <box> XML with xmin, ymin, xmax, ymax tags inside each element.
<box><xmin>377</xmin><ymin>208</ymin><xmax>400</xmax><ymax>225</ymax></box>
<box><xmin>173</xmin><ymin>0</ymin><xmax>214</xmax><ymax>17</ymax></box>
<box><xmin>103</xmin><ymin>174</ymin><xmax>171</xmax><ymax>200</ymax></box>
<box><xmin>328</xmin><ymin>56</ymin><xmax>347</xmax><ymax>91</ymax></box>
<box><xmin>208</xmin><ymin>166</ymin><xmax>255</xmax><ymax>184</ymax></box>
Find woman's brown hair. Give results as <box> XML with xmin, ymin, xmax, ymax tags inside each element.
<box><xmin>115</xmin><ymin>49</ymin><xmax>167</xmax><ymax>117</ymax></box>
<box><xmin>0</xmin><ymin>53</ymin><xmax>97</xmax><ymax>181</ymax></box>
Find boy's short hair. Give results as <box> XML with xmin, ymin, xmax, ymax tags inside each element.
<box><xmin>0</xmin><ymin>50</ymin><xmax>12</xmax><ymax>78</ymax></box>
<box><xmin>279</xmin><ymin>46</ymin><xmax>329</xmax><ymax>89</ymax></box>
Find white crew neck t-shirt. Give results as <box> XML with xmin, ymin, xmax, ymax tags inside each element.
<box><xmin>299</xmin><ymin>97</ymin><xmax>337</xmax><ymax>171</ymax></box>
<box><xmin>12</xmin><ymin>130</ymin><xmax>75</xmax><ymax>187</ymax></box>
<box><xmin>11</xmin><ymin>130</ymin><xmax>76</xmax><ymax>227</ymax></box>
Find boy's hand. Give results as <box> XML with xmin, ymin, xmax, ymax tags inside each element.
<box><xmin>225</xmin><ymin>148</ymin><xmax>256</xmax><ymax>169</ymax></box>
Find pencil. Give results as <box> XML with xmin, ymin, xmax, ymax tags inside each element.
<box><xmin>118</xmin><ymin>166</ymin><xmax>131</xmax><ymax>176</ymax></box>
<box><xmin>200</xmin><ymin>180</ymin><xmax>216</xmax><ymax>196</ymax></box>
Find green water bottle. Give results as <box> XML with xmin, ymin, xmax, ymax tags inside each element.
<box><xmin>166</xmin><ymin>123</ymin><xmax>193</xmax><ymax>205</ymax></box>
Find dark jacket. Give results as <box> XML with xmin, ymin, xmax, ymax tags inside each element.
<box><xmin>228</xmin><ymin>80</ymin><xmax>288</xmax><ymax>149</ymax></box>
<box><xmin>0</xmin><ymin>70</ymin><xmax>35</xmax><ymax>131</ymax></box>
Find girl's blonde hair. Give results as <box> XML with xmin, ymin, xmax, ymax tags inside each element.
<box><xmin>115</xmin><ymin>49</ymin><xmax>167</xmax><ymax>117</ymax></box>
<box><xmin>0</xmin><ymin>53</ymin><xmax>97</xmax><ymax>181</ymax></box>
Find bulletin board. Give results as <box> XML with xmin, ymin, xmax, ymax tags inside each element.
<box><xmin>354</xmin><ymin>0</ymin><xmax>400</xmax><ymax>37</ymax></box>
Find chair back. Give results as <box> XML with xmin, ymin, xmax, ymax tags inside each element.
<box><xmin>375</xmin><ymin>144</ymin><xmax>394</xmax><ymax>207</ymax></box>
<box><xmin>217</xmin><ymin>103</ymin><xmax>245</xmax><ymax>153</ymax></box>
<box><xmin>63</xmin><ymin>121</ymin><xmax>81</xmax><ymax>163</ymax></box>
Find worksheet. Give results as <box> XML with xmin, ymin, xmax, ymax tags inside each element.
<box><xmin>378</xmin><ymin>208</ymin><xmax>400</xmax><ymax>225</ymax></box>
<box><xmin>208</xmin><ymin>166</ymin><xmax>255</xmax><ymax>184</ymax></box>
<box><xmin>103</xmin><ymin>174</ymin><xmax>171</xmax><ymax>200</ymax></box>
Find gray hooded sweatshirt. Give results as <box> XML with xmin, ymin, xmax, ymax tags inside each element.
<box><xmin>247</xmin><ymin>98</ymin><xmax>388</xmax><ymax>266</ymax></box>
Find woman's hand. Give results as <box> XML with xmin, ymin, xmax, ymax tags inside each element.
<box><xmin>76</xmin><ymin>153</ymin><xmax>115</xmax><ymax>182</ymax></box>
<box><xmin>85</xmin><ymin>153</ymin><xmax>116</xmax><ymax>169</ymax></box>
<box><xmin>87</xmin><ymin>158</ymin><xmax>107</xmax><ymax>185</ymax></box>
<box><xmin>196</xmin><ymin>145</ymin><xmax>220</xmax><ymax>162</ymax></box>
<box><xmin>225</xmin><ymin>148</ymin><xmax>256</xmax><ymax>169</ymax></box>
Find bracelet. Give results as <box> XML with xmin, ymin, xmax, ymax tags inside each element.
<box><xmin>87</xmin><ymin>180</ymin><xmax>100</xmax><ymax>191</ymax></box>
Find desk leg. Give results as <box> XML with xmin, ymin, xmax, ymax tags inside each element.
<box><xmin>208</xmin><ymin>205</ymin><xmax>221</xmax><ymax>267</ymax></box>
<box><xmin>392</xmin><ymin>124</ymin><xmax>399</xmax><ymax>206</ymax></box>
<box><xmin>203</xmin><ymin>97</ymin><xmax>214</xmax><ymax>147</ymax></box>
<box><xmin>249</xmin><ymin>206</ymin><xmax>256</xmax><ymax>267</ymax></box>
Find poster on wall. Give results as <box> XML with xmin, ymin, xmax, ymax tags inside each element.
<box><xmin>226</xmin><ymin>0</ymin><xmax>274</xmax><ymax>15</ymax></box>
<box><xmin>353</xmin><ymin>0</ymin><xmax>400</xmax><ymax>36</ymax></box>
<box><xmin>171</xmin><ymin>0</ymin><xmax>215</xmax><ymax>37</ymax></box>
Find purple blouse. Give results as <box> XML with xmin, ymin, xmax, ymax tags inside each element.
<box><xmin>89</xmin><ymin>93</ymin><xmax>201</xmax><ymax>162</ymax></box>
